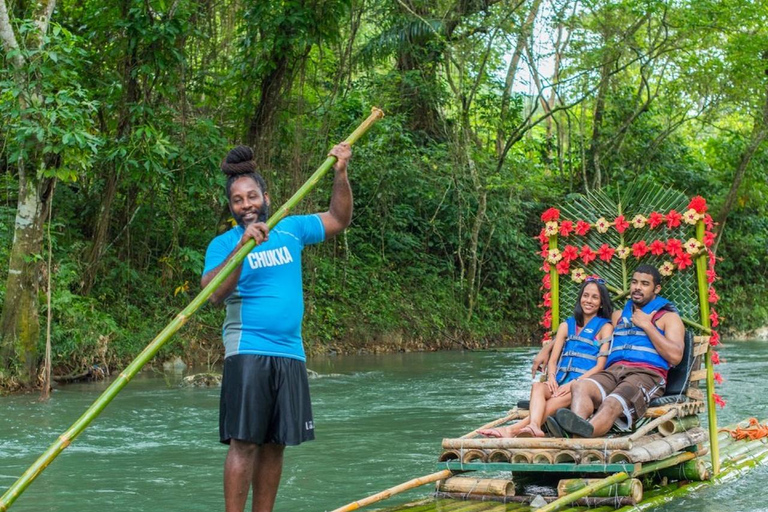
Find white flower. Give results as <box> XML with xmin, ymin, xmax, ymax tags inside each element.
<box><xmin>571</xmin><ymin>267</ymin><xmax>586</xmax><ymax>283</ymax></box>
<box><xmin>544</xmin><ymin>221</ymin><xmax>559</xmax><ymax>237</ymax></box>
<box><xmin>595</xmin><ymin>217</ymin><xmax>610</xmax><ymax>233</ymax></box>
<box><xmin>683</xmin><ymin>208</ymin><xmax>700</xmax><ymax>225</ymax></box>
<box><xmin>659</xmin><ymin>261</ymin><xmax>675</xmax><ymax>276</ymax></box>
<box><xmin>616</xmin><ymin>245</ymin><xmax>630</xmax><ymax>259</ymax></box>
<box><xmin>685</xmin><ymin>237</ymin><xmax>702</xmax><ymax>255</ymax></box>
<box><xmin>547</xmin><ymin>249</ymin><xmax>562</xmax><ymax>264</ymax></box>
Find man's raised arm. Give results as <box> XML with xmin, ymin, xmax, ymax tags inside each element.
<box><xmin>319</xmin><ymin>142</ymin><xmax>353</xmax><ymax>239</ymax></box>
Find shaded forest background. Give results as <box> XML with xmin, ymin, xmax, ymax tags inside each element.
<box><xmin>1</xmin><ymin>0</ymin><xmax>767</xmax><ymax>387</ymax></box>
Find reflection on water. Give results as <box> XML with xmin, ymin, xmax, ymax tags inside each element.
<box><xmin>0</xmin><ymin>341</ymin><xmax>766</xmax><ymax>511</ymax></box>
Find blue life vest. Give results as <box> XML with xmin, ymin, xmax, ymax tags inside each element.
<box><xmin>555</xmin><ymin>316</ymin><xmax>611</xmax><ymax>384</ymax></box>
<box><xmin>606</xmin><ymin>297</ymin><xmax>672</xmax><ymax>370</ymax></box>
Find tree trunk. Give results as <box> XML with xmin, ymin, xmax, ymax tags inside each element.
<box><xmin>0</xmin><ymin>166</ymin><xmax>53</xmax><ymax>386</ymax></box>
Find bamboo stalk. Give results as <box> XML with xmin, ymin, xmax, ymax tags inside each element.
<box><xmin>659</xmin><ymin>416</ymin><xmax>701</xmax><ymax>437</ymax></box>
<box><xmin>626</xmin><ymin>428</ymin><xmax>707</xmax><ymax>463</ymax></box>
<box><xmin>655</xmin><ymin>458</ymin><xmax>710</xmax><ymax>481</ymax></box>
<box><xmin>433</xmin><ymin>492</ymin><xmax>637</xmax><ymax>507</ymax></box>
<box><xmin>534</xmin><ymin>472</ymin><xmax>630</xmax><ymax>512</ymax></box>
<box><xmin>695</xmin><ymin>219</ymin><xmax>719</xmax><ymax>475</ymax></box>
<box><xmin>437</xmin><ymin>477</ymin><xmax>515</xmax><ymax>497</ymax></box>
<box><xmin>0</xmin><ymin>108</ymin><xmax>385</xmax><ymax>512</ymax></box>
<box><xmin>487</xmin><ymin>449</ymin><xmax>512</xmax><ymax>463</ymax></box>
<box><xmin>628</xmin><ymin>409</ymin><xmax>678</xmax><ymax>441</ymax></box>
<box><xmin>557</xmin><ymin>478</ymin><xmax>642</xmax><ymax>501</ymax></box>
<box><xmin>330</xmin><ymin>470</ymin><xmax>452</xmax><ymax>512</ymax></box>
<box><xmin>442</xmin><ymin>436</ymin><xmax>632</xmax><ymax>450</ymax></box>
<box><xmin>549</xmin><ymin>234</ymin><xmax>560</xmax><ymax>328</ymax></box>
<box><xmin>462</xmin><ymin>411</ymin><xmax>521</xmax><ymax>438</ymax></box>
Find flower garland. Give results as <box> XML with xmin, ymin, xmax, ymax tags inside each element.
<box><xmin>538</xmin><ymin>196</ymin><xmax>725</xmax><ymax>407</ymax></box>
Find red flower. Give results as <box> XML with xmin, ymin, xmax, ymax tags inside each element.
<box><xmin>540</xmin><ymin>245</ymin><xmax>549</xmax><ymax>259</ymax></box>
<box><xmin>674</xmin><ymin>252</ymin><xmax>693</xmax><ymax>271</ymax></box>
<box><xmin>559</xmin><ymin>220</ymin><xmax>574</xmax><ymax>237</ymax></box>
<box><xmin>541</xmin><ymin>207</ymin><xmax>561</xmax><ymax>222</ymax></box>
<box><xmin>707</xmin><ymin>269</ymin><xmax>717</xmax><ymax>284</ymax></box>
<box><xmin>708</xmin><ymin>287</ymin><xmax>720</xmax><ymax>304</ymax></box>
<box><xmin>666</xmin><ymin>238</ymin><xmax>684</xmax><ymax>257</ymax></box>
<box><xmin>542</xmin><ymin>274</ymin><xmax>551</xmax><ymax>290</ymax></box>
<box><xmin>666</xmin><ymin>209</ymin><xmax>682</xmax><ymax>228</ymax></box>
<box><xmin>556</xmin><ymin>259</ymin><xmax>571</xmax><ymax>275</ymax></box>
<box><xmin>562</xmin><ymin>245</ymin><xmax>579</xmax><ymax>262</ymax></box>
<box><xmin>598</xmin><ymin>244</ymin><xmax>615</xmax><ymax>262</ymax></box>
<box><xmin>710</xmin><ymin>330</ymin><xmax>720</xmax><ymax>346</ymax></box>
<box><xmin>710</xmin><ymin>309</ymin><xmax>719</xmax><ymax>327</ymax></box>
<box><xmin>542</xmin><ymin>331</ymin><xmax>552</xmax><ymax>342</ymax></box>
<box><xmin>614</xmin><ymin>215</ymin><xmax>630</xmax><ymax>233</ymax></box>
<box><xmin>542</xmin><ymin>292</ymin><xmax>552</xmax><ymax>307</ymax></box>
<box><xmin>632</xmin><ymin>240</ymin><xmax>649</xmax><ymax>258</ymax></box>
<box><xmin>580</xmin><ymin>245</ymin><xmax>597</xmax><ymax>265</ymax></box>
<box><xmin>541</xmin><ymin>310</ymin><xmax>552</xmax><ymax>329</ymax></box>
<box><xmin>713</xmin><ymin>393</ymin><xmax>726</xmax><ymax>408</ymax></box>
<box><xmin>648</xmin><ymin>211</ymin><xmax>665</xmax><ymax>229</ymax></box>
<box><xmin>702</xmin><ymin>231</ymin><xmax>715</xmax><ymax>248</ymax></box>
<box><xmin>649</xmin><ymin>240</ymin><xmax>666</xmax><ymax>256</ymax></box>
<box><xmin>688</xmin><ymin>196</ymin><xmax>708</xmax><ymax>214</ymax></box>
<box><xmin>711</xmin><ymin>350</ymin><xmax>721</xmax><ymax>365</ymax></box>
<box><xmin>542</xmin><ymin>261</ymin><xmax>551</xmax><ymax>272</ymax></box>
<box><xmin>714</xmin><ymin>372</ymin><xmax>724</xmax><ymax>385</ymax></box>
<box><xmin>538</xmin><ymin>229</ymin><xmax>549</xmax><ymax>245</ymax></box>
<box><xmin>575</xmin><ymin>220</ymin><xmax>591</xmax><ymax>236</ymax></box>
<box><xmin>703</xmin><ymin>214</ymin><xmax>714</xmax><ymax>230</ymax></box>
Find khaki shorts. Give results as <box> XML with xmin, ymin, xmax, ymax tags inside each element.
<box><xmin>584</xmin><ymin>364</ymin><xmax>666</xmax><ymax>430</ymax></box>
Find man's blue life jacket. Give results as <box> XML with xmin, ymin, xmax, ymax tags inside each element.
<box><xmin>607</xmin><ymin>296</ymin><xmax>672</xmax><ymax>370</ymax></box>
<box><xmin>555</xmin><ymin>316</ymin><xmax>611</xmax><ymax>384</ymax></box>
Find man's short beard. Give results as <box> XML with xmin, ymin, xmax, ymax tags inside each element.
<box><xmin>233</xmin><ymin>203</ymin><xmax>270</xmax><ymax>227</ymax></box>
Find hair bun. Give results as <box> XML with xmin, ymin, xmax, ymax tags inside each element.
<box><xmin>221</xmin><ymin>145</ymin><xmax>256</xmax><ymax>176</ymax></box>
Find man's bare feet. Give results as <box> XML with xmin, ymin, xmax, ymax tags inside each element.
<box><xmin>477</xmin><ymin>426</ymin><xmax>517</xmax><ymax>438</ymax></box>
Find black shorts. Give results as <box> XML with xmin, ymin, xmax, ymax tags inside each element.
<box><xmin>219</xmin><ymin>354</ymin><xmax>315</xmax><ymax>446</ymax></box>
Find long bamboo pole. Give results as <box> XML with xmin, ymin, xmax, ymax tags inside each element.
<box><xmin>549</xmin><ymin>233</ymin><xmax>560</xmax><ymax>329</ymax></box>
<box><xmin>329</xmin><ymin>469</ymin><xmax>453</xmax><ymax>512</ymax></box>
<box><xmin>695</xmin><ymin>219</ymin><xmax>719</xmax><ymax>475</ymax></box>
<box><xmin>0</xmin><ymin>107</ymin><xmax>385</xmax><ymax>512</ymax></box>
<box><xmin>534</xmin><ymin>472</ymin><xmax>630</xmax><ymax>512</ymax></box>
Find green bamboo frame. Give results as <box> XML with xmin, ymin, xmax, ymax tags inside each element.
<box><xmin>0</xmin><ymin>107</ymin><xmax>385</xmax><ymax>512</ymax></box>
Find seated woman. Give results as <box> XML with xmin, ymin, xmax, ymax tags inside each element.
<box><xmin>479</xmin><ymin>277</ymin><xmax>614</xmax><ymax>437</ymax></box>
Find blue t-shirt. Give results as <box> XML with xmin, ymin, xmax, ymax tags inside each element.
<box><xmin>203</xmin><ymin>215</ymin><xmax>326</xmax><ymax>361</ymax></box>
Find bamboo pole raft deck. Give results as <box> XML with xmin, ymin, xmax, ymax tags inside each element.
<box><xmin>332</xmin><ymin>417</ymin><xmax>768</xmax><ymax>512</ymax></box>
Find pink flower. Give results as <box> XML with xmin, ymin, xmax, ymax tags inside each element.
<box><xmin>648</xmin><ymin>212</ymin><xmax>665</xmax><ymax>229</ymax></box>
<box><xmin>541</xmin><ymin>207</ymin><xmax>560</xmax><ymax>222</ymax></box>
<box><xmin>674</xmin><ymin>252</ymin><xmax>693</xmax><ymax>271</ymax></box>
<box><xmin>542</xmin><ymin>292</ymin><xmax>552</xmax><ymax>307</ymax></box>
<box><xmin>711</xmin><ymin>350</ymin><xmax>721</xmax><ymax>365</ymax></box>
<box><xmin>575</xmin><ymin>220</ymin><xmax>591</xmax><ymax>236</ymax></box>
<box><xmin>559</xmin><ymin>220</ymin><xmax>574</xmax><ymax>237</ymax></box>
<box><xmin>666</xmin><ymin>239</ymin><xmax>684</xmax><ymax>257</ymax></box>
<box><xmin>666</xmin><ymin>209</ymin><xmax>682</xmax><ymax>228</ymax></box>
<box><xmin>598</xmin><ymin>244</ymin><xmax>615</xmax><ymax>262</ymax></box>
<box><xmin>540</xmin><ymin>246</ymin><xmax>549</xmax><ymax>259</ymax></box>
<box><xmin>649</xmin><ymin>240</ymin><xmax>666</xmax><ymax>256</ymax></box>
<box><xmin>580</xmin><ymin>245</ymin><xmax>597</xmax><ymax>265</ymax></box>
<box><xmin>632</xmin><ymin>240</ymin><xmax>649</xmax><ymax>258</ymax></box>
<box><xmin>703</xmin><ymin>231</ymin><xmax>715</xmax><ymax>247</ymax></box>
<box><xmin>710</xmin><ymin>331</ymin><xmax>720</xmax><ymax>346</ymax></box>
<box><xmin>542</xmin><ymin>331</ymin><xmax>552</xmax><ymax>342</ymax></box>
<box><xmin>614</xmin><ymin>215</ymin><xmax>630</xmax><ymax>233</ymax></box>
<box><xmin>703</xmin><ymin>214</ymin><xmax>714</xmax><ymax>230</ymax></box>
<box><xmin>541</xmin><ymin>310</ymin><xmax>552</xmax><ymax>329</ymax></box>
<box><xmin>542</xmin><ymin>274</ymin><xmax>551</xmax><ymax>290</ymax></box>
<box><xmin>708</xmin><ymin>287</ymin><xmax>720</xmax><ymax>304</ymax></box>
<box><xmin>556</xmin><ymin>259</ymin><xmax>571</xmax><ymax>275</ymax></box>
<box><xmin>562</xmin><ymin>245</ymin><xmax>579</xmax><ymax>262</ymax></box>
<box><xmin>714</xmin><ymin>372</ymin><xmax>724</xmax><ymax>385</ymax></box>
<box><xmin>710</xmin><ymin>309</ymin><xmax>719</xmax><ymax>327</ymax></box>
<box><xmin>538</xmin><ymin>229</ymin><xmax>549</xmax><ymax>245</ymax></box>
<box><xmin>707</xmin><ymin>269</ymin><xmax>717</xmax><ymax>284</ymax></box>
<box><xmin>713</xmin><ymin>393</ymin><xmax>726</xmax><ymax>408</ymax></box>
<box><xmin>688</xmin><ymin>196</ymin><xmax>708</xmax><ymax>214</ymax></box>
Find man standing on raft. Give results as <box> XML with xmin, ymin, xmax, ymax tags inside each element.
<box><xmin>547</xmin><ymin>265</ymin><xmax>685</xmax><ymax>438</ymax></box>
<box><xmin>201</xmin><ymin>142</ymin><xmax>352</xmax><ymax>512</ymax></box>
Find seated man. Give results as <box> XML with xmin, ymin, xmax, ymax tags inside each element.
<box><xmin>547</xmin><ymin>264</ymin><xmax>685</xmax><ymax>438</ymax></box>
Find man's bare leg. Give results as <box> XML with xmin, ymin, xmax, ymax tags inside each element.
<box><xmin>224</xmin><ymin>440</ymin><xmax>258</xmax><ymax>512</ymax></box>
<box><xmin>251</xmin><ymin>443</ymin><xmax>285</xmax><ymax>512</ymax></box>
<box><xmin>569</xmin><ymin>380</ymin><xmax>603</xmax><ymax>418</ymax></box>
<box><xmin>589</xmin><ymin>397</ymin><xmax>624</xmax><ymax>437</ymax></box>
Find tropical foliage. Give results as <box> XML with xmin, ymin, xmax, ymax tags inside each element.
<box><xmin>1</xmin><ymin>0</ymin><xmax>767</xmax><ymax>388</ymax></box>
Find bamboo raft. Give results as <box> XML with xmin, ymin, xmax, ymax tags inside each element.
<box><xmin>330</xmin><ymin>188</ymin><xmax>768</xmax><ymax>512</ymax></box>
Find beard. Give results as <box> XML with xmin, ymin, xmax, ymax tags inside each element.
<box><xmin>233</xmin><ymin>202</ymin><xmax>269</xmax><ymax>227</ymax></box>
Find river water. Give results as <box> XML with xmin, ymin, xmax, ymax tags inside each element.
<box><xmin>1</xmin><ymin>341</ymin><xmax>766</xmax><ymax>512</ymax></box>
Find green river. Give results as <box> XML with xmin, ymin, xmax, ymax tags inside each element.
<box><xmin>1</xmin><ymin>341</ymin><xmax>766</xmax><ymax>511</ymax></box>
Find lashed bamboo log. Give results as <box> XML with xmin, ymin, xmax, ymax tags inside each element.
<box><xmin>626</xmin><ymin>428</ymin><xmax>707</xmax><ymax>463</ymax></box>
<box><xmin>607</xmin><ymin>450</ymin><xmax>632</xmax><ymax>463</ymax></box>
<box><xmin>553</xmin><ymin>450</ymin><xmax>580</xmax><ymax>464</ymax></box>
<box><xmin>438</xmin><ymin>450</ymin><xmax>461</xmax><ymax>462</ymax></box>
<box><xmin>659</xmin><ymin>415</ymin><xmax>701</xmax><ymax>436</ymax></box>
<box><xmin>510</xmin><ymin>451</ymin><xmax>533</xmax><ymax>464</ymax></box>
<box><xmin>534</xmin><ymin>472</ymin><xmax>630</xmax><ymax>512</ymax></box>
<box><xmin>487</xmin><ymin>449</ymin><xmax>512</xmax><ymax>463</ymax></box>
<box><xmin>532</xmin><ymin>451</ymin><xmax>555</xmax><ymax>464</ymax></box>
<box><xmin>0</xmin><ymin>108</ymin><xmax>386</xmax><ymax>512</ymax></box>
<box><xmin>330</xmin><ymin>469</ymin><xmax>452</xmax><ymax>512</ymax></box>
<box><xmin>437</xmin><ymin>477</ymin><xmax>515</xmax><ymax>497</ymax></box>
<box><xmin>460</xmin><ymin>449</ymin><xmax>487</xmax><ymax>463</ymax></box>
<box><xmin>628</xmin><ymin>409</ymin><xmax>678</xmax><ymax>441</ymax></box>
<box><xmin>580</xmin><ymin>450</ymin><xmax>607</xmax><ymax>464</ymax></box>
<box><xmin>557</xmin><ymin>478</ymin><xmax>643</xmax><ymax>502</ymax></box>
<box><xmin>655</xmin><ymin>458</ymin><xmax>710</xmax><ymax>481</ymax></box>
<box><xmin>434</xmin><ymin>492</ymin><xmax>637</xmax><ymax>507</ymax></box>
<box><xmin>442</xmin><ymin>435</ymin><xmax>632</xmax><ymax>450</ymax></box>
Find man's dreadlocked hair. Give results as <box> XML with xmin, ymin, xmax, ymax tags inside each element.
<box><xmin>221</xmin><ymin>145</ymin><xmax>268</xmax><ymax>201</ymax></box>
